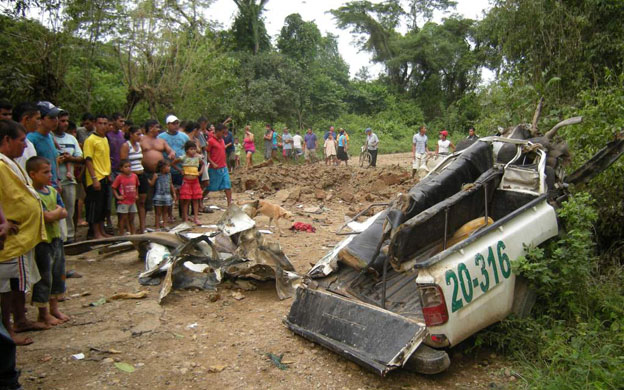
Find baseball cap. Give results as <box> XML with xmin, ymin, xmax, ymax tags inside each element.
<box><xmin>440</xmin><ymin>130</ymin><xmax>449</xmax><ymax>137</ymax></box>
<box><xmin>37</xmin><ymin>101</ymin><xmax>62</xmax><ymax>118</ymax></box>
<box><xmin>165</xmin><ymin>115</ymin><xmax>180</xmax><ymax>124</ymax></box>
<box><xmin>365</xmin><ymin>127</ymin><xmax>372</xmax><ymax>132</ymax></box>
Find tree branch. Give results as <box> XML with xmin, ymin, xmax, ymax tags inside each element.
<box><xmin>530</xmin><ymin>96</ymin><xmax>544</xmax><ymax>136</ymax></box>
<box><xmin>544</xmin><ymin>116</ymin><xmax>583</xmax><ymax>140</ymax></box>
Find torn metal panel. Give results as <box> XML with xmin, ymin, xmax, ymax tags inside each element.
<box><xmin>285</xmin><ymin>287</ymin><xmax>426</xmax><ymax>376</ymax></box>
<box><xmin>217</xmin><ymin>204</ymin><xmax>256</xmax><ymax>235</ymax></box>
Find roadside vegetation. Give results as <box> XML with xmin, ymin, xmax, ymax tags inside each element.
<box><xmin>1</xmin><ymin>0</ymin><xmax>623</xmax><ymax>388</ymax></box>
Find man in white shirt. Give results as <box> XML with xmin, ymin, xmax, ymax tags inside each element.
<box><xmin>365</xmin><ymin>127</ymin><xmax>379</xmax><ymax>167</ymax></box>
<box><xmin>292</xmin><ymin>131</ymin><xmax>303</xmax><ymax>160</ymax></box>
<box><xmin>412</xmin><ymin>125</ymin><xmax>430</xmax><ymax>178</ymax></box>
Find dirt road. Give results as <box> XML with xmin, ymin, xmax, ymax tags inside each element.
<box><xmin>17</xmin><ymin>159</ymin><xmax>515</xmax><ymax>390</ymax></box>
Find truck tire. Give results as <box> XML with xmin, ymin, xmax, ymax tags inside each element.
<box><xmin>403</xmin><ymin>344</ymin><xmax>451</xmax><ymax>375</ymax></box>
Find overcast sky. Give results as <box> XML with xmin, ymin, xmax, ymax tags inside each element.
<box><xmin>210</xmin><ymin>0</ymin><xmax>492</xmax><ymax>78</ymax></box>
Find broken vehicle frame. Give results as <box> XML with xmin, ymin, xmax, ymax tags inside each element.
<box><xmin>285</xmin><ymin>134</ymin><xmax>624</xmax><ymax>377</ymax></box>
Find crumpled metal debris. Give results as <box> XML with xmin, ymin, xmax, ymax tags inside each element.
<box><xmin>67</xmin><ymin>205</ymin><xmax>301</xmax><ymax>303</ymax></box>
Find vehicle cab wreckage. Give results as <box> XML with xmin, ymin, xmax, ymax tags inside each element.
<box><xmin>284</xmin><ymin>118</ymin><xmax>624</xmax><ymax>376</ymax></box>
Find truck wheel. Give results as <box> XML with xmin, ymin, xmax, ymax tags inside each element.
<box><xmin>403</xmin><ymin>344</ymin><xmax>451</xmax><ymax>375</ymax></box>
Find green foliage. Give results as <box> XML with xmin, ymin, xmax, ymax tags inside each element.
<box><xmin>475</xmin><ymin>193</ymin><xmax>624</xmax><ymax>389</ymax></box>
<box><xmin>231</xmin><ymin>0</ymin><xmax>271</xmax><ymax>54</ymax></box>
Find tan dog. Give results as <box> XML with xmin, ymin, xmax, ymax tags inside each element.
<box><xmin>255</xmin><ymin>200</ymin><xmax>293</xmax><ymax>235</ymax></box>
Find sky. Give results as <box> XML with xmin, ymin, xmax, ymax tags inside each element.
<box><xmin>209</xmin><ymin>0</ymin><xmax>492</xmax><ymax>78</ymax></box>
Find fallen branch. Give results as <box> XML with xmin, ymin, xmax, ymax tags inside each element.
<box><xmin>544</xmin><ymin>116</ymin><xmax>583</xmax><ymax>140</ymax></box>
<box><xmin>530</xmin><ymin>97</ymin><xmax>544</xmax><ymax>136</ymax></box>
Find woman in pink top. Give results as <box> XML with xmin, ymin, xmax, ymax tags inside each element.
<box><xmin>243</xmin><ymin>125</ymin><xmax>255</xmax><ymax>169</ymax></box>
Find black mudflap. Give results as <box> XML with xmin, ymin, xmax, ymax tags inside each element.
<box><xmin>285</xmin><ymin>287</ymin><xmax>426</xmax><ymax>376</ymax></box>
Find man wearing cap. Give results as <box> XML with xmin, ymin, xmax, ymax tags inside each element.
<box><xmin>158</xmin><ymin>115</ymin><xmax>189</xmax><ymax>208</ymax></box>
<box><xmin>27</xmin><ymin>101</ymin><xmax>61</xmax><ymax>189</ymax></box>
<box><xmin>436</xmin><ymin>130</ymin><xmax>455</xmax><ymax>156</ymax></box>
<box><xmin>365</xmin><ymin>128</ymin><xmax>379</xmax><ymax>167</ymax></box>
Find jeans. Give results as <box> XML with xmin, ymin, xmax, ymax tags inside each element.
<box><xmin>32</xmin><ymin>239</ymin><xmax>66</xmax><ymax>306</ymax></box>
<box><xmin>0</xmin><ymin>322</ymin><xmax>19</xmax><ymax>388</ymax></box>
<box><xmin>60</xmin><ymin>183</ymin><xmax>76</xmax><ymax>239</ymax></box>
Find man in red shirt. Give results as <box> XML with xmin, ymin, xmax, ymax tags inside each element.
<box><xmin>206</xmin><ymin>123</ymin><xmax>232</xmax><ymax>206</ymax></box>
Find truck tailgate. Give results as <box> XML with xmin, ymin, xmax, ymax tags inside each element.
<box><xmin>285</xmin><ymin>287</ymin><xmax>426</xmax><ymax>376</ymax></box>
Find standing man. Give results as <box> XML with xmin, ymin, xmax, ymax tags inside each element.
<box><xmin>0</xmin><ymin>102</ymin><xmax>12</xmax><ymax>120</ymax></box>
<box><xmin>158</xmin><ymin>115</ymin><xmax>189</xmax><ymax>216</ymax></box>
<box><xmin>53</xmin><ymin>111</ymin><xmax>83</xmax><ymax>243</ymax></box>
<box><xmin>83</xmin><ymin>114</ymin><xmax>112</xmax><ymax>239</ymax></box>
<box><xmin>324</xmin><ymin>126</ymin><xmax>335</xmax><ymax>141</ymax></box>
<box><xmin>263</xmin><ymin>124</ymin><xmax>273</xmax><ymax>161</ymax></box>
<box><xmin>282</xmin><ymin>127</ymin><xmax>293</xmax><ymax>161</ymax></box>
<box><xmin>140</xmin><ymin>120</ymin><xmax>175</xmax><ymax>174</ymax></box>
<box><xmin>28</xmin><ymin>101</ymin><xmax>61</xmax><ymax>189</ymax></box>
<box><xmin>303</xmin><ymin>128</ymin><xmax>318</xmax><ymax>164</ymax></box>
<box><xmin>292</xmin><ymin>130</ymin><xmax>303</xmax><ymax>160</ymax></box>
<box><xmin>0</xmin><ymin>119</ymin><xmax>47</xmax><ymax>347</ymax></box>
<box><xmin>412</xmin><ymin>125</ymin><xmax>430</xmax><ymax>178</ymax></box>
<box><xmin>76</xmin><ymin>113</ymin><xmax>95</xmax><ymax>146</ymax></box>
<box><xmin>365</xmin><ymin>128</ymin><xmax>379</xmax><ymax>167</ymax></box>
<box><xmin>206</xmin><ymin>124</ymin><xmax>232</xmax><ymax>206</ymax></box>
<box><xmin>467</xmin><ymin>126</ymin><xmax>479</xmax><ymax>141</ymax></box>
<box><xmin>223</xmin><ymin>127</ymin><xmax>235</xmax><ymax>172</ymax></box>
<box><xmin>12</xmin><ymin>102</ymin><xmax>40</xmax><ymax>169</ymax></box>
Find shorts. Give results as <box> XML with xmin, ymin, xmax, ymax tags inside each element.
<box><xmin>272</xmin><ymin>145</ymin><xmax>278</xmax><ymax>150</ymax></box>
<box><xmin>294</xmin><ymin>148</ymin><xmax>302</xmax><ymax>156</ymax></box>
<box><xmin>32</xmin><ymin>238</ymin><xmax>66</xmax><ymax>305</ymax></box>
<box><xmin>117</xmin><ymin>203</ymin><xmax>138</xmax><ymax>214</ymax></box>
<box><xmin>304</xmin><ymin>148</ymin><xmax>317</xmax><ymax>161</ymax></box>
<box><xmin>245</xmin><ymin>149</ymin><xmax>255</xmax><ymax>154</ymax></box>
<box><xmin>153</xmin><ymin>194</ymin><xmax>173</xmax><ymax>207</ymax></box>
<box><xmin>180</xmin><ymin>177</ymin><xmax>203</xmax><ymax>200</ymax></box>
<box><xmin>171</xmin><ymin>169</ymin><xmax>183</xmax><ymax>188</ymax></box>
<box><xmin>137</xmin><ymin>172</ymin><xmax>150</xmax><ymax>194</ymax></box>
<box><xmin>85</xmin><ymin>178</ymin><xmax>110</xmax><ymax>224</ymax></box>
<box><xmin>0</xmin><ymin>255</ymin><xmax>28</xmax><ymax>293</ymax></box>
<box><xmin>207</xmin><ymin>167</ymin><xmax>231</xmax><ymax>191</ymax></box>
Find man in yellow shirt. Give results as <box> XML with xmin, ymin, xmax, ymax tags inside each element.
<box><xmin>83</xmin><ymin>114</ymin><xmax>111</xmax><ymax>239</ymax></box>
<box><xmin>0</xmin><ymin>119</ymin><xmax>46</xmax><ymax>346</ymax></box>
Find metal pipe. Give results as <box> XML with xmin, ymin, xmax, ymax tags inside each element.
<box><xmin>484</xmin><ymin>182</ymin><xmax>489</xmax><ymax>225</ymax></box>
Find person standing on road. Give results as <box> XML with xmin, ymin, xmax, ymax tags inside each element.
<box><xmin>263</xmin><ymin>124</ymin><xmax>273</xmax><ymax>161</ymax></box>
<box><xmin>206</xmin><ymin>124</ymin><xmax>232</xmax><ymax>206</ymax></box>
<box><xmin>336</xmin><ymin>129</ymin><xmax>349</xmax><ymax>166</ymax></box>
<box><xmin>412</xmin><ymin>125</ymin><xmax>430</xmax><ymax>177</ymax></box>
<box><xmin>53</xmin><ymin>111</ymin><xmax>83</xmax><ymax>243</ymax></box>
<box><xmin>365</xmin><ymin>128</ymin><xmax>379</xmax><ymax>167</ymax></box>
<box><xmin>436</xmin><ymin>130</ymin><xmax>455</xmax><ymax>156</ymax></box>
<box><xmin>282</xmin><ymin>128</ymin><xmax>293</xmax><ymax>161</ymax></box>
<box><xmin>292</xmin><ymin>130</ymin><xmax>303</xmax><ymax>160</ymax></box>
<box><xmin>303</xmin><ymin>128</ymin><xmax>318</xmax><ymax>164</ymax></box>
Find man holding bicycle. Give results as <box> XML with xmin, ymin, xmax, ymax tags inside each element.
<box><xmin>365</xmin><ymin>128</ymin><xmax>379</xmax><ymax>167</ymax></box>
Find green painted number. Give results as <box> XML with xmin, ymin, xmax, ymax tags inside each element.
<box><xmin>487</xmin><ymin>246</ymin><xmax>500</xmax><ymax>285</ymax></box>
<box><xmin>475</xmin><ymin>253</ymin><xmax>490</xmax><ymax>293</ymax></box>
<box><xmin>458</xmin><ymin>263</ymin><xmax>473</xmax><ymax>303</ymax></box>
<box><xmin>497</xmin><ymin>241</ymin><xmax>511</xmax><ymax>278</ymax></box>
<box><xmin>445</xmin><ymin>269</ymin><xmax>463</xmax><ymax>312</ymax></box>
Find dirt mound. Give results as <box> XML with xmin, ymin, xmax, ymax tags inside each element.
<box><xmin>231</xmin><ymin>164</ymin><xmax>413</xmax><ymax>204</ymax></box>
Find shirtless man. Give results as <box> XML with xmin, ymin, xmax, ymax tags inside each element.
<box><xmin>140</xmin><ymin>119</ymin><xmax>175</xmax><ymax>174</ymax></box>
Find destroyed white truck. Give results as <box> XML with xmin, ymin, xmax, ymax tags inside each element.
<box><xmin>285</xmin><ymin>132</ymin><xmax>624</xmax><ymax>376</ymax></box>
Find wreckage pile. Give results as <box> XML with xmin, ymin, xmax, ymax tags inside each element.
<box><xmin>66</xmin><ymin>206</ymin><xmax>301</xmax><ymax>304</ymax></box>
<box><xmin>231</xmin><ymin>163</ymin><xmax>413</xmax><ymax>204</ymax></box>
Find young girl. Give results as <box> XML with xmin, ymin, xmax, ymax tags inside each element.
<box><xmin>176</xmin><ymin>141</ymin><xmax>203</xmax><ymax>225</ymax></box>
<box><xmin>151</xmin><ymin>160</ymin><xmax>176</xmax><ymax>230</ymax></box>
<box><xmin>112</xmin><ymin>160</ymin><xmax>139</xmax><ymax>235</ymax></box>
<box><xmin>324</xmin><ymin>133</ymin><xmax>337</xmax><ymax>165</ymax></box>
<box><xmin>243</xmin><ymin>125</ymin><xmax>255</xmax><ymax>169</ymax></box>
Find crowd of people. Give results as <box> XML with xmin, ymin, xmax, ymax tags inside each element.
<box><xmin>0</xmin><ymin>97</ymin><xmax>477</xmax><ymax>389</ymax></box>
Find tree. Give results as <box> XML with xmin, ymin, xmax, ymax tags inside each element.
<box><xmin>231</xmin><ymin>0</ymin><xmax>271</xmax><ymax>54</ymax></box>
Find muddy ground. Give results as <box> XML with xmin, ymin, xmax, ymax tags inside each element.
<box><xmin>17</xmin><ymin>153</ymin><xmax>519</xmax><ymax>390</ymax></box>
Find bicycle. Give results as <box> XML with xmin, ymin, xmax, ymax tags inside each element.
<box><xmin>359</xmin><ymin>144</ymin><xmax>372</xmax><ymax>168</ymax></box>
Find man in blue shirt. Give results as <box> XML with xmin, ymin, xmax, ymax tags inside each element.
<box><xmin>158</xmin><ymin>115</ymin><xmax>189</xmax><ymax>189</ymax></box>
<box><xmin>27</xmin><ymin>101</ymin><xmax>61</xmax><ymax>189</ymax></box>
<box><xmin>303</xmin><ymin>128</ymin><xmax>318</xmax><ymax>164</ymax></box>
